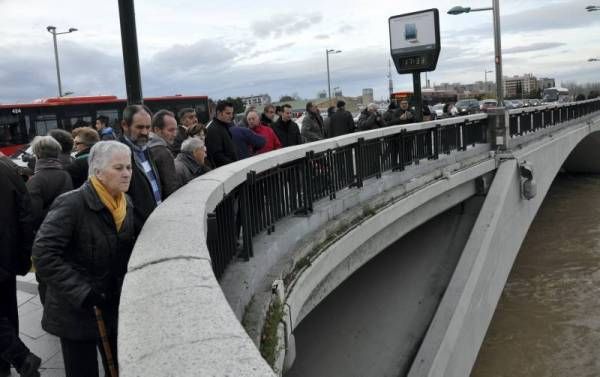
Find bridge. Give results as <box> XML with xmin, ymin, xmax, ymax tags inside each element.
<box><xmin>117</xmin><ymin>99</ymin><xmax>600</xmax><ymax>377</ymax></box>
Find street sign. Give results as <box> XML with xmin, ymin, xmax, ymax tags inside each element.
<box><xmin>389</xmin><ymin>9</ymin><xmax>440</xmax><ymax>74</ymax></box>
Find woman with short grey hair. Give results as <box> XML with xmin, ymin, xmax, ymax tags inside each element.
<box><xmin>32</xmin><ymin>141</ymin><xmax>136</xmax><ymax>376</ymax></box>
<box><xmin>27</xmin><ymin>136</ymin><xmax>73</xmax><ymax>231</ymax></box>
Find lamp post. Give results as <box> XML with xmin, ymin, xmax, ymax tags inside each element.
<box><xmin>448</xmin><ymin>3</ymin><xmax>503</xmax><ymax>104</ymax></box>
<box><xmin>46</xmin><ymin>26</ymin><xmax>78</xmax><ymax>97</ymax></box>
<box><xmin>326</xmin><ymin>49</ymin><xmax>342</xmax><ymax>101</ymax></box>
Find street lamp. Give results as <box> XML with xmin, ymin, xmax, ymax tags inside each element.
<box><xmin>326</xmin><ymin>49</ymin><xmax>342</xmax><ymax>101</ymax></box>
<box><xmin>484</xmin><ymin>69</ymin><xmax>493</xmax><ymax>83</ymax></box>
<box><xmin>46</xmin><ymin>25</ymin><xmax>78</xmax><ymax>97</ymax></box>
<box><xmin>448</xmin><ymin>3</ymin><xmax>502</xmax><ymax>104</ymax></box>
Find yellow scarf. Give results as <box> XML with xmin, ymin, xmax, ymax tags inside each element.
<box><xmin>90</xmin><ymin>176</ymin><xmax>127</xmax><ymax>231</ymax></box>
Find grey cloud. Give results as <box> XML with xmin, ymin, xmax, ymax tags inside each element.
<box><xmin>465</xmin><ymin>0</ymin><xmax>600</xmax><ymax>34</ymax></box>
<box><xmin>150</xmin><ymin>39</ymin><xmax>237</xmax><ymax>72</ymax></box>
<box><xmin>315</xmin><ymin>34</ymin><xmax>329</xmax><ymax>40</ymax></box>
<box><xmin>503</xmin><ymin>42</ymin><xmax>565</xmax><ymax>55</ymax></box>
<box><xmin>252</xmin><ymin>12</ymin><xmax>323</xmax><ymax>38</ymax></box>
<box><xmin>0</xmin><ymin>41</ymin><xmax>125</xmax><ymax>103</ymax></box>
<box><xmin>242</xmin><ymin>42</ymin><xmax>296</xmax><ymax>59</ymax></box>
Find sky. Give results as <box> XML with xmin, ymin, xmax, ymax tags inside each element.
<box><xmin>1</xmin><ymin>0</ymin><xmax>600</xmax><ymax>103</ymax></box>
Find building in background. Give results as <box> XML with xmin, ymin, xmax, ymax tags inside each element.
<box><xmin>333</xmin><ymin>87</ymin><xmax>343</xmax><ymax>97</ymax></box>
<box><xmin>538</xmin><ymin>77</ymin><xmax>556</xmax><ymax>91</ymax></box>
<box><xmin>504</xmin><ymin>74</ymin><xmax>538</xmax><ymax>98</ymax></box>
<box><xmin>317</xmin><ymin>90</ymin><xmax>327</xmax><ymax>99</ymax></box>
<box><xmin>362</xmin><ymin>88</ymin><xmax>374</xmax><ymax>104</ymax></box>
<box><xmin>241</xmin><ymin>94</ymin><xmax>271</xmax><ymax>108</ymax></box>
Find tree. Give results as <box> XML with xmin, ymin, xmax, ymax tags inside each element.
<box><xmin>223</xmin><ymin>96</ymin><xmax>245</xmax><ymax>114</ymax></box>
<box><xmin>279</xmin><ymin>95</ymin><xmax>294</xmax><ymax>102</ymax></box>
<box><xmin>576</xmin><ymin>94</ymin><xmax>586</xmax><ymax>101</ymax></box>
<box><xmin>588</xmin><ymin>90</ymin><xmax>600</xmax><ymax>99</ymax></box>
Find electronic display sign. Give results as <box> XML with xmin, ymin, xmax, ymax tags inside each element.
<box><xmin>389</xmin><ymin>9</ymin><xmax>440</xmax><ymax>73</ymax></box>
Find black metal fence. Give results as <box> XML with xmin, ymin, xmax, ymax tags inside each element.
<box><xmin>206</xmin><ymin>117</ymin><xmax>491</xmax><ymax>279</ymax></box>
<box><xmin>508</xmin><ymin>100</ymin><xmax>600</xmax><ymax>137</ymax></box>
<box><xmin>207</xmin><ymin>99</ymin><xmax>600</xmax><ymax>279</ymax></box>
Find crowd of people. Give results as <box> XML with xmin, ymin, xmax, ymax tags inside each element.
<box><xmin>0</xmin><ymin>98</ymin><xmax>417</xmax><ymax>376</ymax></box>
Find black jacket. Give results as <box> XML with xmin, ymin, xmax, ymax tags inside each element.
<box><xmin>273</xmin><ymin>119</ymin><xmax>302</xmax><ymax>147</ymax></box>
<box><xmin>119</xmin><ymin>136</ymin><xmax>160</xmax><ymax>233</ymax></box>
<box><xmin>26</xmin><ymin>158</ymin><xmax>73</xmax><ymax>231</ymax></box>
<box><xmin>32</xmin><ymin>182</ymin><xmax>136</xmax><ymax>340</ymax></box>
<box><xmin>206</xmin><ymin>118</ymin><xmax>238</xmax><ymax>168</ymax></box>
<box><xmin>170</xmin><ymin>125</ymin><xmax>188</xmax><ymax>156</ymax></box>
<box><xmin>174</xmin><ymin>152</ymin><xmax>210</xmax><ymax>186</ymax></box>
<box><xmin>148</xmin><ymin>134</ymin><xmax>180</xmax><ymax>199</ymax></box>
<box><xmin>260</xmin><ymin>113</ymin><xmax>274</xmax><ymax>127</ymax></box>
<box><xmin>0</xmin><ymin>157</ymin><xmax>34</xmax><ymax>280</ymax></box>
<box><xmin>328</xmin><ymin>109</ymin><xmax>355</xmax><ymax>137</ymax></box>
<box><xmin>357</xmin><ymin>110</ymin><xmax>386</xmax><ymax>131</ymax></box>
<box><xmin>66</xmin><ymin>148</ymin><xmax>92</xmax><ymax>189</ymax></box>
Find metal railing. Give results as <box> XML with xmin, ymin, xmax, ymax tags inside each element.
<box><xmin>508</xmin><ymin>98</ymin><xmax>600</xmax><ymax>138</ymax></box>
<box><xmin>205</xmin><ymin>98</ymin><xmax>600</xmax><ymax>279</ymax></box>
<box><xmin>207</xmin><ymin>116</ymin><xmax>489</xmax><ymax>279</ymax></box>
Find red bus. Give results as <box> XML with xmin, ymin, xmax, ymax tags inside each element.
<box><xmin>0</xmin><ymin>95</ymin><xmax>210</xmax><ymax>156</ymax></box>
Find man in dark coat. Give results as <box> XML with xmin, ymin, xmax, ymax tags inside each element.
<box><xmin>273</xmin><ymin>104</ymin><xmax>302</xmax><ymax>147</ymax></box>
<box><xmin>118</xmin><ymin>105</ymin><xmax>162</xmax><ymax>233</ymax></box>
<box><xmin>260</xmin><ymin>104</ymin><xmax>276</xmax><ymax>127</ymax></box>
<box><xmin>205</xmin><ymin>101</ymin><xmax>238</xmax><ymax>167</ymax></box>
<box><xmin>328</xmin><ymin>100</ymin><xmax>355</xmax><ymax>137</ymax></box>
<box><xmin>0</xmin><ymin>155</ymin><xmax>42</xmax><ymax>377</ymax></box>
<box><xmin>301</xmin><ymin>102</ymin><xmax>325</xmax><ymax>142</ymax></box>
<box><xmin>67</xmin><ymin>127</ymin><xmax>99</xmax><ymax>188</ymax></box>
<box><xmin>171</xmin><ymin>108</ymin><xmax>198</xmax><ymax>155</ymax></box>
<box><xmin>356</xmin><ymin>103</ymin><xmax>386</xmax><ymax>131</ymax></box>
<box><xmin>148</xmin><ymin>110</ymin><xmax>180</xmax><ymax>199</ymax></box>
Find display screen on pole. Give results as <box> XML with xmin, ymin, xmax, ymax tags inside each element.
<box><xmin>389</xmin><ymin>9</ymin><xmax>440</xmax><ymax>73</ymax></box>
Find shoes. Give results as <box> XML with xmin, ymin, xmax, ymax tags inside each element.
<box><xmin>16</xmin><ymin>353</ymin><xmax>41</xmax><ymax>377</ymax></box>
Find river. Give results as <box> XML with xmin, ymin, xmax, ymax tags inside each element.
<box><xmin>471</xmin><ymin>174</ymin><xmax>600</xmax><ymax>377</ymax></box>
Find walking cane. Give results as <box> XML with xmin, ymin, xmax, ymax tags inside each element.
<box><xmin>94</xmin><ymin>306</ymin><xmax>119</xmax><ymax>377</ymax></box>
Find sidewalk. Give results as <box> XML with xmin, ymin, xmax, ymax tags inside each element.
<box><xmin>12</xmin><ymin>273</ymin><xmax>64</xmax><ymax>377</ymax></box>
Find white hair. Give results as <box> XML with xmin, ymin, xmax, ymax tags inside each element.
<box><xmin>31</xmin><ymin>136</ymin><xmax>62</xmax><ymax>159</ymax></box>
<box><xmin>88</xmin><ymin>141</ymin><xmax>131</xmax><ymax>176</ymax></box>
<box><xmin>181</xmin><ymin>137</ymin><xmax>205</xmax><ymax>153</ymax></box>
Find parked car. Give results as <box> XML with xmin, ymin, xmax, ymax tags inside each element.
<box><xmin>480</xmin><ymin>99</ymin><xmax>497</xmax><ymax>112</ymax></box>
<box><xmin>432</xmin><ymin>103</ymin><xmax>445</xmax><ymax>118</ymax></box>
<box><xmin>454</xmin><ymin>99</ymin><xmax>480</xmax><ymax>115</ymax></box>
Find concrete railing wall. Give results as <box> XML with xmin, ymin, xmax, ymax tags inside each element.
<box><xmin>117</xmin><ymin>114</ymin><xmax>489</xmax><ymax>376</ymax></box>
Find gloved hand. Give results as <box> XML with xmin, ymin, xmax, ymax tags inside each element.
<box><xmin>82</xmin><ymin>289</ymin><xmax>106</xmax><ymax>309</ymax></box>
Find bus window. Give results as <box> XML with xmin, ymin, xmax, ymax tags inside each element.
<box><xmin>96</xmin><ymin>109</ymin><xmax>119</xmax><ymax>126</ymax></box>
<box><xmin>34</xmin><ymin>115</ymin><xmax>58</xmax><ymax>136</ymax></box>
<box><xmin>0</xmin><ymin>114</ymin><xmax>24</xmax><ymax>146</ymax></box>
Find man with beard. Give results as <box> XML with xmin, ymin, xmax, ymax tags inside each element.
<box><xmin>273</xmin><ymin>104</ymin><xmax>302</xmax><ymax>147</ymax></box>
<box><xmin>119</xmin><ymin>105</ymin><xmax>162</xmax><ymax>232</ymax></box>
<box><xmin>148</xmin><ymin>110</ymin><xmax>180</xmax><ymax>199</ymax></box>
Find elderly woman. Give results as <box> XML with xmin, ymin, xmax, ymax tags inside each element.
<box><xmin>174</xmin><ymin>137</ymin><xmax>210</xmax><ymax>186</ymax></box>
<box><xmin>32</xmin><ymin>141</ymin><xmax>136</xmax><ymax>377</ymax></box>
<box><xmin>26</xmin><ymin>136</ymin><xmax>73</xmax><ymax>231</ymax></box>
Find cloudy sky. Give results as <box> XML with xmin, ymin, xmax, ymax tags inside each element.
<box><xmin>1</xmin><ymin>0</ymin><xmax>599</xmax><ymax>103</ymax></box>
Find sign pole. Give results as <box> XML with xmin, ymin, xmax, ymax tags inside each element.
<box><xmin>413</xmin><ymin>72</ymin><xmax>423</xmax><ymax>122</ymax></box>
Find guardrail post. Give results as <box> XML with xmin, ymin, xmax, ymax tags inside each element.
<box><xmin>206</xmin><ymin>212</ymin><xmax>220</xmax><ymax>277</ymax></box>
<box><xmin>241</xmin><ymin>173</ymin><xmax>255</xmax><ymax>260</ymax></box>
<box><xmin>353</xmin><ymin>138</ymin><xmax>364</xmax><ymax>188</ymax></box>
<box><xmin>490</xmin><ymin>107</ymin><xmax>509</xmax><ymax>150</ymax></box>
<box><xmin>298</xmin><ymin>151</ymin><xmax>314</xmax><ymax>214</ymax></box>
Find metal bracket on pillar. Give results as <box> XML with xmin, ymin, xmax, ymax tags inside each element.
<box><xmin>490</xmin><ymin>106</ymin><xmax>509</xmax><ymax>151</ymax></box>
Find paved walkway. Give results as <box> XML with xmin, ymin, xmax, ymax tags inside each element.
<box><xmin>12</xmin><ymin>273</ymin><xmax>64</xmax><ymax>377</ymax></box>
